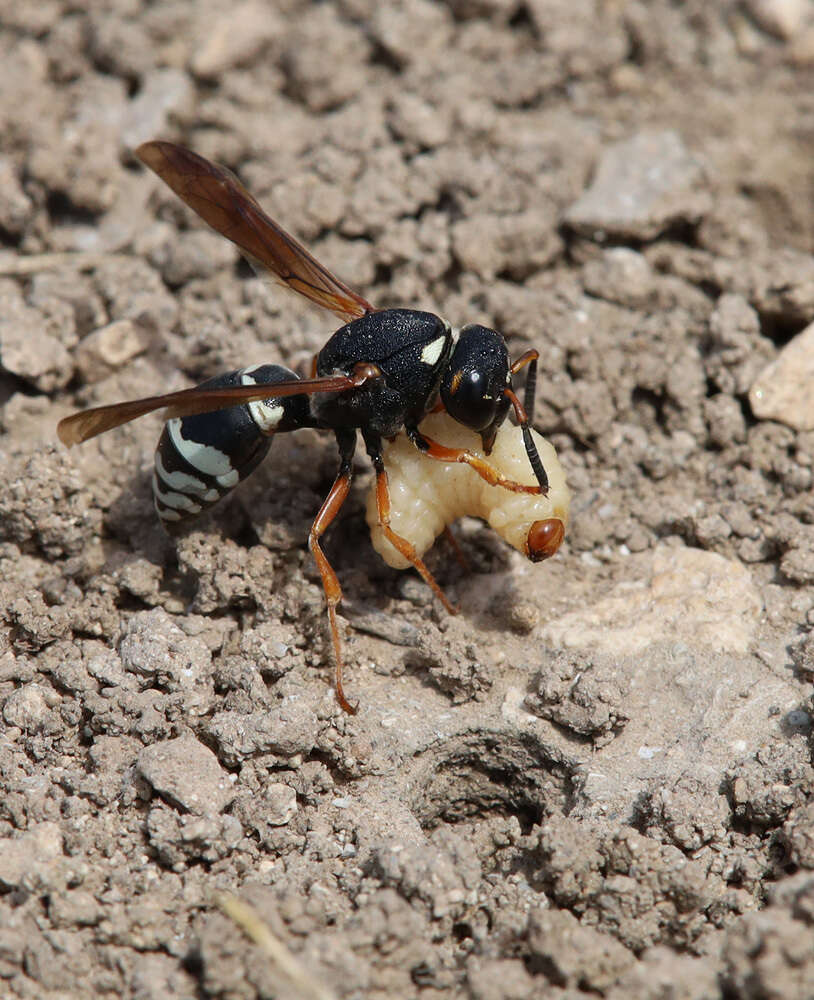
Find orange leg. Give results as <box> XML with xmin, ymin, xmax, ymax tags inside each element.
<box><xmin>308</xmin><ymin>431</ymin><xmax>357</xmax><ymax>714</ymax></box>
<box><xmin>373</xmin><ymin>463</ymin><xmax>458</xmax><ymax>616</ymax></box>
<box><xmin>363</xmin><ymin>430</ymin><xmax>458</xmax><ymax>615</ymax></box>
<box><xmin>443</xmin><ymin>525</ymin><xmax>470</xmax><ymax>572</ymax></box>
<box><xmin>408</xmin><ymin>428</ymin><xmax>543</xmax><ymax>495</ymax></box>
<box><xmin>510</xmin><ymin>348</ymin><xmax>539</xmax><ymax>419</ymax></box>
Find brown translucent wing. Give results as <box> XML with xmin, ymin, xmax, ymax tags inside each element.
<box><xmin>136</xmin><ymin>141</ymin><xmax>375</xmax><ymax>324</ymax></box>
<box><xmin>57</xmin><ymin>374</ymin><xmax>356</xmax><ymax>447</ymax></box>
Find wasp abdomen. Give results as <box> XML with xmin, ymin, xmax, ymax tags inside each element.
<box><xmin>152</xmin><ymin>364</ymin><xmax>302</xmax><ymax>525</ymax></box>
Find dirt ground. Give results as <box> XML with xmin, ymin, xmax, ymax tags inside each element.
<box><xmin>2</xmin><ymin>1</ymin><xmax>814</xmax><ymax>997</ymax></box>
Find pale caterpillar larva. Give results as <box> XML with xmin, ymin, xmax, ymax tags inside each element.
<box><xmin>366</xmin><ymin>411</ymin><xmax>570</xmax><ymax>568</ymax></box>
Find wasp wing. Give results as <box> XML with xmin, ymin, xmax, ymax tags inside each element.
<box><xmin>136</xmin><ymin>141</ymin><xmax>375</xmax><ymax>324</ymax></box>
<box><xmin>57</xmin><ymin>374</ymin><xmax>357</xmax><ymax>446</ymax></box>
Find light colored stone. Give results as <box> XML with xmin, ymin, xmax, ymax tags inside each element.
<box><xmin>0</xmin><ymin>822</ymin><xmax>63</xmax><ymax>890</ymax></box>
<box><xmin>121</xmin><ymin>67</ymin><xmax>194</xmax><ymax>150</ymax></box>
<box><xmin>527</xmin><ymin>907</ymin><xmax>635</xmax><ymax>991</ymax></box>
<box><xmin>190</xmin><ymin>1</ymin><xmax>282</xmax><ymax>78</ymax></box>
<box><xmin>137</xmin><ymin>734</ymin><xmax>235</xmax><ymax>816</ymax></box>
<box><xmin>75</xmin><ymin>319</ymin><xmax>150</xmax><ymax>382</ymax></box>
<box><xmin>542</xmin><ymin>544</ymin><xmax>762</xmax><ymax>656</ymax></box>
<box><xmin>263</xmin><ymin>782</ymin><xmax>298</xmax><ymax>826</ymax></box>
<box><xmin>0</xmin><ymin>280</ymin><xmax>74</xmax><ymax>391</ymax></box>
<box><xmin>2</xmin><ymin>682</ymin><xmax>51</xmax><ymax>731</ymax></box>
<box><xmin>565</xmin><ymin>131</ymin><xmax>711</xmax><ymax>241</ymax></box>
<box><xmin>744</xmin><ymin>0</ymin><xmax>810</xmax><ymax>40</ymax></box>
<box><xmin>749</xmin><ymin>320</ymin><xmax>814</xmax><ymax>430</ymax></box>
<box><xmin>0</xmin><ymin>157</ymin><xmax>33</xmax><ymax>236</ymax></box>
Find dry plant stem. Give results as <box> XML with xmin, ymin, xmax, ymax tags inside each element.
<box><xmin>218</xmin><ymin>895</ymin><xmax>337</xmax><ymax>1000</ymax></box>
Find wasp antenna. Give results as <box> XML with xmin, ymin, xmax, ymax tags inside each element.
<box><xmin>504</xmin><ymin>387</ymin><xmax>549</xmax><ymax>493</ymax></box>
<box><xmin>523</xmin><ymin>356</ymin><xmax>538</xmax><ymax>421</ymax></box>
<box><xmin>520</xmin><ymin>423</ymin><xmax>549</xmax><ymax>493</ymax></box>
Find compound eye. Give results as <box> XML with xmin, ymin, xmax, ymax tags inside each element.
<box><xmin>526</xmin><ymin>519</ymin><xmax>565</xmax><ymax>562</ymax></box>
<box><xmin>443</xmin><ymin>368</ymin><xmax>499</xmax><ymax>431</ymax></box>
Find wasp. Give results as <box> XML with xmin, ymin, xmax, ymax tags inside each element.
<box><xmin>58</xmin><ymin>142</ymin><xmax>567</xmax><ymax>712</ymax></box>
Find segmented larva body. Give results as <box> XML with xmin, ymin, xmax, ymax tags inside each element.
<box><xmin>366</xmin><ymin>412</ymin><xmax>570</xmax><ymax>568</ymax></box>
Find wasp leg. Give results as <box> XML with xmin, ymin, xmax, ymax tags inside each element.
<box><xmin>309</xmin><ymin>429</ymin><xmax>358</xmax><ymax>714</ymax></box>
<box><xmin>364</xmin><ymin>431</ymin><xmax>458</xmax><ymax>616</ymax></box>
<box><xmin>406</xmin><ymin>426</ymin><xmax>545</xmax><ymax>496</ymax></box>
<box><xmin>510</xmin><ymin>348</ymin><xmax>539</xmax><ymax>420</ymax></box>
<box><xmin>443</xmin><ymin>525</ymin><xmax>470</xmax><ymax>572</ymax></box>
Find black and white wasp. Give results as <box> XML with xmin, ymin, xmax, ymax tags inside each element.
<box><xmin>59</xmin><ymin>142</ymin><xmax>564</xmax><ymax>712</ymax></box>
